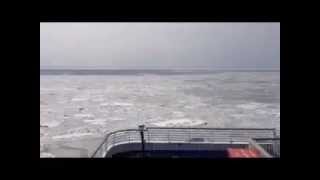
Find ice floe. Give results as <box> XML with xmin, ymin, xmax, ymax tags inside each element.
<box><xmin>108</xmin><ymin>117</ymin><xmax>125</xmax><ymax>121</ymax></box>
<box><xmin>51</xmin><ymin>126</ymin><xmax>104</xmax><ymax>140</ymax></box>
<box><xmin>83</xmin><ymin>119</ymin><xmax>108</xmax><ymax>125</ymax></box>
<box><xmin>149</xmin><ymin>118</ymin><xmax>207</xmax><ymax>127</ymax></box>
<box><xmin>237</xmin><ymin>102</ymin><xmax>266</xmax><ymax>110</ymax></box>
<box><xmin>172</xmin><ymin>111</ymin><xmax>185</xmax><ymax>117</ymax></box>
<box><xmin>41</xmin><ymin>121</ymin><xmax>62</xmax><ymax>128</ymax></box>
<box><xmin>74</xmin><ymin>113</ymin><xmax>94</xmax><ymax>118</ymax></box>
<box><xmin>100</xmin><ymin>102</ymin><xmax>133</xmax><ymax>107</ymax></box>
<box><xmin>52</xmin><ymin>132</ymin><xmax>94</xmax><ymax>139</ymax></box>
<box><xmin>40</xmin><ymin>152</ymin><xmax>55</xmax><ymax>158</ymax></box>
<box><xmin>71</xmin><ymin>97</ymin><xmax>88</xmax><ymax>102</ymax></box>
<box><xmin>91</xmin><ymin>98</ymin><xmax>105</xmax><ymax>102</ymax></box>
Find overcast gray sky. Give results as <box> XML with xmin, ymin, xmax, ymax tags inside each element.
<box><xmin>40</xmin><ymin>23</ymin><xmax>280</xmax><ymax>70</ymax></box>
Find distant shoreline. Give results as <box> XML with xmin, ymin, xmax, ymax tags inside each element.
<box><xmin>40</xmin><ymin>69</ymin><xmax>280</xmax><ymax>75</ymax></box>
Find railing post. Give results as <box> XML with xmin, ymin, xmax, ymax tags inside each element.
<box><xmin>139</xmin><ymin>125</ymin><xmax>146</xmax><ymax>157</ymax></box>
<box><xmin>273</xmin><ymin>129</ymin><xmax>277</xmax><ymax>155</ymax></box>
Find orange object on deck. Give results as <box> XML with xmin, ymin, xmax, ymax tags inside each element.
<box><xmin>227</xmin><ymin>148</ymin><xmax>260</xmax><ymax>158</ymax></box>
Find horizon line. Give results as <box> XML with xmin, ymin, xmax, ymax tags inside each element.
<box><xmin>40</xmin><ymin>67</ymin><xmax>280</xmax><ymax>71</ymax></box>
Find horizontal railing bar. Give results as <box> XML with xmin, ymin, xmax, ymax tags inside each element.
<box><xmin>147</xmin><ymin>127</ymin><xmax>276</xmax><ymax>130</ymax></box>
<box><xmin>253</xmin><ymin>138</ymin><xmax>280</xmax><ymax>141</ymax></box>
<box><xmin>147</xmin><ymin>134</ymin><xmax>274</xmax><ymax>136</ymax></box>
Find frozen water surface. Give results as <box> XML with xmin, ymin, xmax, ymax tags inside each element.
<box><xmin>149</xmin><ymin>118</ymin><xmax>207</xmax><ymax>127</ymax></box>
<box><xmin>40</xmin><ymin>72</ymin><xmax>280</xmax><ymax>157</ymax></box>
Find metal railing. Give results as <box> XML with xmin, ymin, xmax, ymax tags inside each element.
<box><xmin>91</xmin><ymin>127</ymin><xmax>278</xmax><ymax>157</ymax></box>
<box><xmin>146</xmin><ymin>127</ymin><xmax>276</xmax><ymax>144</ymax></box>
<box><xmin>253</xmin><ymin>138</ymin><xmax>280</xmax><ymax>157</ymax></box>
<box><xmin>92</xmin><ymin>129</ymin><xmax>141</xmax><ymax>158</ymax></box>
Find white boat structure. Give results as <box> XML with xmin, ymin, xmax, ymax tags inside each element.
<box><xmin>92</xmin><ymin>125</ymin><xmax>280</xmax><ymax>158</ymax></box>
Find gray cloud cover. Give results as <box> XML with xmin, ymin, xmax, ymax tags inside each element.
<box><xmin>40</xmin><ymin>23</ymin><xmax>280</xmax><ymax>69</ymax></box>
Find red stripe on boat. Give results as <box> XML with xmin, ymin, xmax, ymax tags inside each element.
<box><xmin>227</xmin><ymin>148</ymin><xmax>260</xmax><ymax>158</ymax></box>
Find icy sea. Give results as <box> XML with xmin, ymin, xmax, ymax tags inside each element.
<box><xmin>40</xmin><ymin>70</ymin><xmax>280</xmax><ymax>157</ymax></box>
